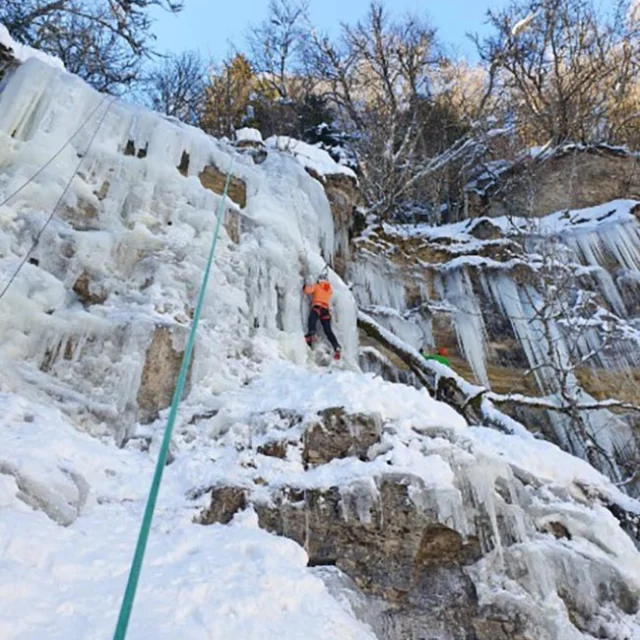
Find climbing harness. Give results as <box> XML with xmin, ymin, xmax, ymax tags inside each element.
<box><xmin>112</xmin><ymin>156</ymin><xmax>235</xmax><ymax>640</ymax></box>
<box><xmin>0</xmin><ymin>96</ymin><xmax>115</xmax><ymax>302</ymax></box>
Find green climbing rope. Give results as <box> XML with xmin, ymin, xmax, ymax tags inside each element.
<box><xmin>113</xmin><ymin>156</ymin><xmax>235</xmax><ymax>640</ymax></box>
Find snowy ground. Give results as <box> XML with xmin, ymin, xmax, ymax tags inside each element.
<box><xmin>0</xmin><ymin>377</ymin><xmax>383</xmax><ymax>640</ymax></box>
<box><xmin>2</xmin><ymin>363</ymin><xmax>640</xmax><ymax>639</ymax></box>
<box><xmin>0</xmin><ymin>366</ymin><xmax>463</xmax><ymax>640</ymax></box>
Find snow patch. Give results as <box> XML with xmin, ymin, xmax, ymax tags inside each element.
<box><xmin>266</xmin><ymin>136</ymin><xmax>357</xmax><ymax>180</ymax></box>
<box><xmin>0</xmin><ymin>23</ymin><xmax>65</xmax><ymax>70</ymax></box>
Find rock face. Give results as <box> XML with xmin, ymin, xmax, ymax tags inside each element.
<box><xmin>348</xmin><ymin>189</ymin><xmax>640</xmax><ymax>488</ymax></box>
<box><xmin>255</xmin><ymin>477</ymin><xmax>491</xmax><ymax>639</ymax></box>
<box><xmin>303</xmin><ymin>407</ymin><xmax>381</xmax><ymax>468</ymax></box>
<box><xmin>136</xmin><ymin>325</ymin><xmax>190</xmax><ymax>423</ymax></box>
<box><xmin>199</xmin><ymin>164</ymin><xmax>247</xmax><ymax>209</ymax></box>
<box><xmin>470</xmin><ymin>146</ymin><xmax>640</xmax><ymax>219</ymax></box>
<box><xmin>321</xmin><ymin>173</ymin><xmax>360</xmax><ymax>276</ymax></box>
<box><xmin>198</xmin><ymin>408</ymin><xmax>640</xmax><ymax>640</ymax></box>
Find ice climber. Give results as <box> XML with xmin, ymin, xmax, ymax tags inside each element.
<box><xmin>303</xmin><ymin>275</ymin><xmax>341</xmax><ymax>360</ymax></box>
<box><xmin>419</xmin><ymin>346</ymin><xmax>451</xmax><ymax>367</ymax></box>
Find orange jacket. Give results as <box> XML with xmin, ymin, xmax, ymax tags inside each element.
<box><xmin>304</xmin><ymin>280</ymin><xmax>332</xmax><ymax>308</ymax></box>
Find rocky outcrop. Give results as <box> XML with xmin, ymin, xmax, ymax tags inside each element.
<box><xmin>199</xmin><ymin>164</ymin><xmax>247</xmax><ymax>209</ymax></box>
<box><xmin>235</xmin><ymin>138</ymin><xmax>268</xmax><ymax>165</ymax></box>
<box><xmin>322</xmin><ymin>173</ymin><xmax>360</xmax><ymax>276</ymax></box>
<box><xmin>58</xmin><ymin>196</ymin><xmax>101</xmax><ymax>231</ymax></box>
<box><xmin>198</xmin><ymin>486</ymin><xmax>247</xmax><ymax>525</ymax></box>
<box><xmin>72</xmin><ymin>271</ymin><xmax>108</xmax><ymax>306</ymax></box>
<box><xmin>136</xmin><ymin>325</ymin><xmax>190</xmax><ymax>423</ymax></box>
<box><xmin>470</xmin><ymin>146</ymin><xmax>640</xmax><ymax>219</ymax></box>
<box><xmin>254</xmin><ymin>477</ymin><xmax>495</xmax><ymax>640</ymax></box>
<box><xmin>303</xmin><ymin>407</ymin><xmax>381</xmax><ymax>468</ymax></box>
<box><xmin>197</xmin><ymin>406</ymin><xmax>639</xmax><ymax>640</ymax></box>
<box><xmin>349</xmin><ymin>194</ymin><xmax>640</xmax><ymax>475</ymax></box>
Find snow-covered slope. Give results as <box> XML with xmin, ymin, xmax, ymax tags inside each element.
<box><xmin>0</xmin><ymin>46</ymin><xmax>639</xmax><ymax>640</ymax></box>
<box><xmin>0</xmin><ymin>386</ymin><xmax>380</xmax><ymax>640</ymax></box>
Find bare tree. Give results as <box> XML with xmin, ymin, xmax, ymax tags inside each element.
<box><xmin>308</xmin><ymin>1</ymin><xmax>469</xmax><ymax>220</ymax></box>
<box><xmin>474</xmin><ymin>0</ymin><xmax>640</xmax><ymax>146</ymax></box>
<box><xmin>244</xmin><ymin>0</ymin><xmax>327</xmax><ymax>137</ymax></box>
<box><xmin>141</xmin><ymin>51</ymin><xmax>207</xmax><ymax>125</ymax></box>
<box><xmin>0</xmin><ymin>0</ymin><xmax>184</xmax><ymax>93</ymax></box>
<box><xmin>247</xmin><ymin>0</ymin><xmax>311</xmax><ymax>101</ymax></box>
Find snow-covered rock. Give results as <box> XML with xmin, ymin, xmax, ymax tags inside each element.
<box><xmin>350</xmin><ymin>197</ymin><xmax>640</xmax><ymax>488</ymax></box>
<box><xmin>236</xmin><ymin>127</ymin><xmax>263</xmax><ymax>143</ymax></box>
<box><xmin>194</xmin><ymin>366</ymin><xmax>640</xmax><ymax>640</ymax></box>
<box><xmin>266</xmin><ymin>135</ymin><xmax>357</xmax><ymax>181</ymax></box>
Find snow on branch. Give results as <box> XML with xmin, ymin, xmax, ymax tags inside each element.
<box><xmin>488</xmin><ymin>392</ymin><xmax>640</xmax><ymax>415</ymax></box>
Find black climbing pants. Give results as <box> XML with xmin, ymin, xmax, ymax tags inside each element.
<box><xmin>307</xmin><ymin>305</ymin><xmax>340</xmax><ymax>351</ymax></box>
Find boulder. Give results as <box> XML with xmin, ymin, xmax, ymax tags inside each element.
<box><xmin>72</xmin><ymin>271</ymin><xmax>108</xmax><ymax>306</ymax></box>
<box><xmin>257</xmin><ymin>440</ymin><xmax>289</xmax><ymax>459</ymax></box>
<box><xmin>303</xmin><ymin>407</ymin><xmax>382</xmax><ymax>468</ymax></box>
<box><xmin>198</xmin><ymin>486</ymin><xmax>247</xmax><ymax>525</ymax></box>
<box><xmin>58</xmin><ymin>197</ymin><xmax>101</xmax><ymax>231</ymax></box>
<box><xmin>468</xmin><ymin>218</ymin><xmax>503</xmax><ymax>241</ymax></box>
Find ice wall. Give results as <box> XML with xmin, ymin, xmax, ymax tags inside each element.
<box><xmin>0</xmin><ymin>58</ymin><xmax>358</xmax><ymax>435</ymax></box>
<box><xmin>350</xmin><ymin>201</ymin><xmax>640</xmax><ymax>390</ymax></box>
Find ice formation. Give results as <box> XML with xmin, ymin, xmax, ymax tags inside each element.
<box><xmin>435</xmin><ymin>268</ymin><xmax>489</xmax><ymax>386</ymax></box>
<box><xmin>348</xmin><ymin>198</ymin><xmax>640</xmax><ymax>488</ymax></box>
<box><xmin>351</xmin><ymin>200</ymin><xmax>640</xmax><ymax>388</ymax></box>
<box><xmin>0</xmin><ymin>57</ymin><xmax>358</xmax><ymax>439</ymax></box>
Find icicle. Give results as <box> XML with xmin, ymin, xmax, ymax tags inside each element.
<box><xmin>599</xmin><ymin>221</ymin><xmax>640</xmax><ymax>272</ymax></box>
<box><xmin>340</xmin><ymin>477</ymin><xmax>380</xmax><ymax>524</ymax></box>
<box><xmin>348</xmin><ymin>255</ymin><xmax>407</xmax><ymax>310</ymax></box>
<box><xmin>436</xmin><ymin>268</ymin><xmax>489</xmax><ymax>387</ymax></box>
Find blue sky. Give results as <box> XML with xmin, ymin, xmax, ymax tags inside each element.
<box><xmin>151</xmin><ymin>0</ymin><xmax>510</xmax><ymax>62</ymax></box>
